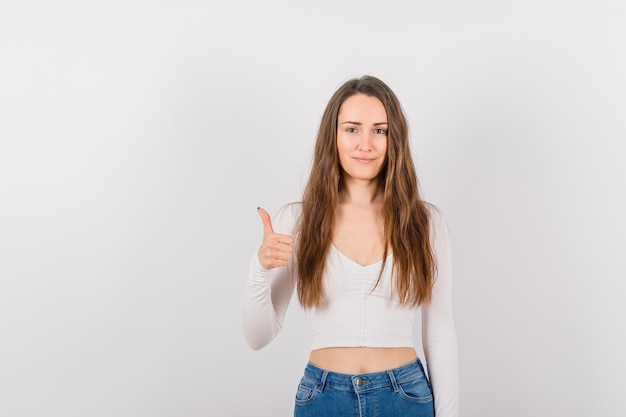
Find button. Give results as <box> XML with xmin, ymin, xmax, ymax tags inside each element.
<box><xmin>355</xmin><ymin>378</ymin><xmax>369</xmax><ymax>386</ymax></box>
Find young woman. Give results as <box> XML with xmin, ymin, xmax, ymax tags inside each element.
<box><xmin>242</xmin><ymin>75</ymin><xmax>458</xmax><ymax>417</ymax></box>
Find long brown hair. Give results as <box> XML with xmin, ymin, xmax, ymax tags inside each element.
<box><xmin>297</xmin><ymin>75</ymin><xmax>435</xmax><ymax>309</ymax></box>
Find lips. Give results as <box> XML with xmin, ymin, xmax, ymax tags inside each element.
<box><xmin>353</xmin><ymin>157</ymin><xmax>376</xmax><ymax>163</ymax></box>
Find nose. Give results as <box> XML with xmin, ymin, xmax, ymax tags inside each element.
<box><xmin>357</xmin><ymin>132</ymin><xmax>373</xmax><ymax>151</ymax></box>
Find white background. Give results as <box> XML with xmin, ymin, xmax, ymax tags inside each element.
<box><xmin>1</xmin><ymin>1</ymin><xmax>625</xmax><ymax>416</ymax></box>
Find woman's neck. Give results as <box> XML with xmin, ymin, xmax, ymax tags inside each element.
<box><xmin>339</xmin><ymin>178</ymin><xmax>382</xmax><ymax>206</ymax></box>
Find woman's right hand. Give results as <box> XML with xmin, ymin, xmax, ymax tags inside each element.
<box><xmin>257</xmin><ymin>207</ymin><xmax>293</xmax><ymax>269</ymax></box>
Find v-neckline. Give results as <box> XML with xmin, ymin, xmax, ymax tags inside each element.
<box><xmin>330</xmin><ymin>243</ymin><xmax>392</xmax><ymax>268</ymax></box>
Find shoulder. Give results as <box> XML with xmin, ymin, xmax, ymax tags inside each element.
<box><xmin>422</xmin><ymin>202</ymin><xmax>453</xmax><ymax>276</ymax></box>
<box><xmin>424</xmin><ymin>201</ymin><xmax>444</xmax><ymax>224</ymax></box>
<box><xmin>272</xmin><ymin>202</ymin><xmax>302</xmax><ymax>235</ymax></box>
<box><xmin>424</xmin><ymin>202</ymin><xmax>449</xmax><ymax>242</ymax></box>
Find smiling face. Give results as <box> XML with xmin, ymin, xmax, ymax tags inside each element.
<box><xmin>336</xmin><ymin>94</ymin><xmax>388</xmax><ymax>184</ymax></box>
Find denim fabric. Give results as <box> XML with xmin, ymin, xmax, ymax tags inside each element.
<box><xmin>293</xmin><ymin>359</ymin><xmax>434</xmax><ymax>417</ymax></box>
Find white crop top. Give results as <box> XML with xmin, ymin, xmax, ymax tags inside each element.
<box><xmin>241</xmin><ymin>202</ymin><xmax>459</xmax><ymax>417</ymax></box>
<box><xmin>313</xmin><ymin>244</ymin><xmax>414</xmax><ymax>349</ymax></box>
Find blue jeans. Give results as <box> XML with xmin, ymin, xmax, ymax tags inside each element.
<box><xmin>294</xmin><ymin>359</ymin><xmax>435</xmax><ymax>417</ymax></box>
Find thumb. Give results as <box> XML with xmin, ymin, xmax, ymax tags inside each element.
<box><xmin>257</xmin><ymin>207</ymin><xmax>274</xmax><ymax>235</ymax></box>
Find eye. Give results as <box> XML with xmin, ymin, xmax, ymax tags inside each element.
<box><xmin>374</xmin><ymin>128</ymin><xmax>387</xmax><ymax>135</ymax></box>
<box><xmin>346</xmin><ymin>127</ymin><xmax>357</xmax><ymax>133</ymax></box>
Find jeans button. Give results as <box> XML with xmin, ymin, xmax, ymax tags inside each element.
<box><xmin>356</xmin><ymin>378</ymin><xmax>368</xmax><ymax>386</ymax></box>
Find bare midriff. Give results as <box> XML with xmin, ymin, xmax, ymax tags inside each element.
<box><xmin>308</xmin><ymin>347</ymin><xmax>418</xmax><ymax>374</ymax></box>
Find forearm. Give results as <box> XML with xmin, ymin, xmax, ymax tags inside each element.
<box><xmin>241</xmin><ymin>254</ymin><xmax>294</xmax><ymax>350</ymax></box>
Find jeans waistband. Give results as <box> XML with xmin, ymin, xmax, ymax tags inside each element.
<box><xmin>302</xmin><ymin>359</ymin><xmax>427</xmax><ymax>392</ymax></box>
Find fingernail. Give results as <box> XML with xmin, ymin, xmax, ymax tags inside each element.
<box><xmin>257</xmin><ymin>207</ymin><xmax>260</xmax><ymax>210</ymax></box>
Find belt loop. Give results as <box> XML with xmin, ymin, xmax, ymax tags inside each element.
<box><xmin>318</xmin><ymin>370</ymin><xmax>329</xmax><ymax>393</ymax></box>
<box><xmin>388</xmin><ymin>370</ymin><xmax>399</xmax><ymax>393</ymax></box>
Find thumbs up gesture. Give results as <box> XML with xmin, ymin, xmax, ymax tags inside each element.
<box><xmin>257</xmin><ymin>207</ymin><xmax>294</xmax><ymax>269</ymax></box>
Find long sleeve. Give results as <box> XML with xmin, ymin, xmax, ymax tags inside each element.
<box><xmin>421</xmin><ymin>207</ymin><xmax>459</xmax><ymax>416</ymax></box>
<box><xmin>241</xmin><ymin>203</ymin><xmax>299</xmax><ymax>350</ymax></box>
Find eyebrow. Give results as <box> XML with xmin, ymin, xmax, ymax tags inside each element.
<box><xmin>339</xmin><ymin>121</ymin><xmax>389</xmax><ymax>125</ymax></box>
